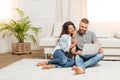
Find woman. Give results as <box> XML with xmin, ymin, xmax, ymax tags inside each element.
<box><xmin>36</xmin><ymin>21</ymin><xmax>77</xmax><ymax>69</ymax></box>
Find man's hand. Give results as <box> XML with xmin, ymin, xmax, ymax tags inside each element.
<box><xmin>98</xmin><ymin>48</ymin><xmax>104</xmax><ymax>54</ymax></box>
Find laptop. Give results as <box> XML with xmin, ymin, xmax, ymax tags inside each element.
<box><xmin>81</xmin><ymin>44</ymin><xmax>101</xmax><ymax>55</ymax></box>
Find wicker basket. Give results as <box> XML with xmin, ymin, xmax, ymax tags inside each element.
<box><xmin>12</xmin><ymin>42</ymin><xmax>31</xmax><ymax>55</ymax></box>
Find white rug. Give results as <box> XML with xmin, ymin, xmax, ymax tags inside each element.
<box><xmin>0</xmin><ymin>58</ymin><xmax>120</xmax><ymax>80</ymax></box>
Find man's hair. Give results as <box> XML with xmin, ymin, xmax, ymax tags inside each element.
<box><xmin>81</xmin><ymin>18</ymin><xmax>89</xmax><ymax>24</ymax></box>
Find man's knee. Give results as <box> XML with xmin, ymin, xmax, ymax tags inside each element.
<box><xmin>75</xmin><ymin>55</ymin><xmax>80</xmax><ymax>59</ymax></box>
<box><xmin>97</xmin><ymin>54</ymin><xmax>104</xmax><ymax>60</ymax></box>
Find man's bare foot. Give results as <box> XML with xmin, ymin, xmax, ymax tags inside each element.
<box><xmin>36</xmin><ymin>61</ymin><xmax>48</xmax><ymax>66</ymax></box>
<box><xmin>42</xmin><ymin>64</ymin><xmax>55</xmax><ymax>69</ymax></box>
<box><xmin>72</xmin><ymin>66</ymin><xmax>85</xmax><ymax>74</ymax></box>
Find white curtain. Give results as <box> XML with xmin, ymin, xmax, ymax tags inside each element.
<box><xmin>55</xmin><ymin>0</ymin><xmax>88</xmax><ymax>23</ymax></box>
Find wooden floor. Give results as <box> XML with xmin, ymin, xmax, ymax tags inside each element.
<box><xmin>0</xmin><ymin>50</ymin><xmax>45</xmax><ymax>69</ymax></box>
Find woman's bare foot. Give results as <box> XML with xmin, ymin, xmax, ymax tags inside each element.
<box><xmin>36</xmin><ymin>61</ymin><xmax>48</xmax><ymax>66</ymax></box>
<box><xmin>42</xmin><ymin>64</ymin><xmax>55</xmax><ymax>69</ymax></box>
<box><xmin>72</xmin><ymin>66</ymin><xmax>85</xmax><ymax>74</ymax></box>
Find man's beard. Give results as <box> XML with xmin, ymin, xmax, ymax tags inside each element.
<box><xmin>78</xmin><ymin>29</ymin><xmax>86</xmax><ymax>36</ymax></box>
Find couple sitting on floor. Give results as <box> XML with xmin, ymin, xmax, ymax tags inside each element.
<box><xmin>36</xmin><ymin>18</ymin><xmax>104</xmax><ymax>74</ymax></box>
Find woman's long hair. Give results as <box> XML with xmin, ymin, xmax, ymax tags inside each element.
<box><xmin>59</xmin><ymin>21</ymin><xmax>76</xmax><ymax>38</ymax></box>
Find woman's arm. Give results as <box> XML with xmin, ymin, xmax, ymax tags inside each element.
<box><xmin>59</xmin><ymin>35</ymin><xmax>71</xmax><ymax>52</ymax></box>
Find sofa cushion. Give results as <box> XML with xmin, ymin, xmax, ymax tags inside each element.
<box><xmin>39</xmin><ymin>37</ymin><xmax>59</xmax><ymax>46</ymax></box>
<box><xmin>98</xmin><ymin>38</ymin><xmax>120</xmax><ymax>47</ymax></box>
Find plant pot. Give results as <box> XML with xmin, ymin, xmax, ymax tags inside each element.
<box><xmin>12</xmin><ymin>42</ymin><xmax>31</xmax><ymax>55</ymax></box>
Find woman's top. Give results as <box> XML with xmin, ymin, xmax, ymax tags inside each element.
<box><xmin>51</xmin><ymin>34</ymin><xmax>72</xmax><ymax>54</ymax></box>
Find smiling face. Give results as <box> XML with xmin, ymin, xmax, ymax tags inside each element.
<box><xmin>78</xmin><ymin>22</ymin><xmax>88</xmax><ymax>35</ymax></box>
<box><xmin>68</xmin><ymin>25</ymin><xmax>75</xmax><ymax>35</ymax></box>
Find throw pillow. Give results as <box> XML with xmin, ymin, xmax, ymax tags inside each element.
<box><xmin>114</xmin><ymin>32</ymin><xmax>120</xmax><ymax>39</ymax></box>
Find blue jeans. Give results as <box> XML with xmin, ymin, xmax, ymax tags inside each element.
<box><xmin>75</xmin><ymin>53</ymin><xmax>104</xmax><ymax>69</ymax></box>
<box><xmin>48</xmin><ymin>49</ymin><xmax>74</xmax><ymax>68</ymax></box>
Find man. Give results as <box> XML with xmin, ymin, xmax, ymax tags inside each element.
<box><xmin>72</xmin><ymin>18</ymin><xmax>104</xmax><ymax>74</ymax></box>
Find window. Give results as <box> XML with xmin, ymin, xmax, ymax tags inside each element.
<box><xmin>87</xmin><ymin>0</ymin><xmax>120</xmax><ymax>22</ymax></box>
<box><xmin>0</xmin><ymin>0</ymin><xmax>11</xmax><ymax>19</ymax></box>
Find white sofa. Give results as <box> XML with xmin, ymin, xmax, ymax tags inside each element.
<box><xmin>39</xmin><ymin>22</ymin><xmax>120</xmax><ymax>60</ymax></box>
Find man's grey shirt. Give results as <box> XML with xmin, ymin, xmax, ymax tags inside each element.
<box><xmin>76</xmin><ymin>31</ymin><xmax>97</xmax><ymax>50</ymax></box>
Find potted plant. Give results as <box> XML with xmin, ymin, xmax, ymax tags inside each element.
<box><xmin>0</xmin><ymin>8</ymin><xmax>40</xmax><ymax>55</ymax></box>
